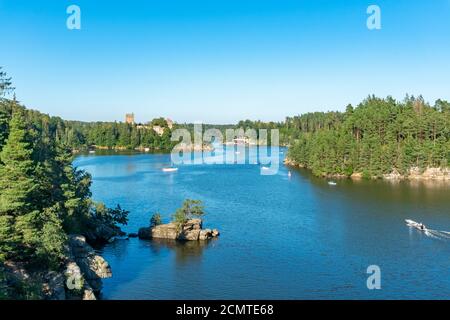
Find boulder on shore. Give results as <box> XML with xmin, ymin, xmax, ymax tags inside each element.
<box><xmin>138</xmin><ymin>219</ymin><xmax>219</xmax><ymax>241</ymax></box>
<box><xmin>66</xmin><ymin>235</ymin><xmax>112</xmax><ymax>299</ymax></box>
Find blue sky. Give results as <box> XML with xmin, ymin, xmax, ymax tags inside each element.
<box><xmin>1</xmin><ymin>0</ymin><xmax>449</xmax><ymax>123</ymax></box>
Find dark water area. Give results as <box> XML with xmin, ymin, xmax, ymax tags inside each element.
<box><xmin>73</xmin><ymin>149</ymin><xmax>450</xmax><ymax>299</ymax></box>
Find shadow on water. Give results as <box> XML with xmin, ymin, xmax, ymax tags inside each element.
<box><xmin>292</xmin><ymin>167</ymin><xmax>450</xmax><ymax>210</ymax></box>
<box><xmin>146</xmin><ymin>238</ymin><xmax>217</xmax><ymax>265</ymax></box>
<box><xmin>97</xmin><ymin>238</ymin><xmax>218</xmax><ymax>299</ymax></box>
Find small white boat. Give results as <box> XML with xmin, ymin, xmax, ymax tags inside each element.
<box><xmin>89</xmin><ymin>150</ymin><xmax>96</xmax><ymax>154</ymax></box>
<box><xmin>328</xmin><ymin>181</ymin><xmax>337</xmax><ymax>186</ymax></box>
<box><xmin>162</xmin><ymin>167</ymin><xmax>178</xmax><ymax>172</ymax></box>
<box><xmin>288</xmin><ymin>171</ymin><xmax>292</xmax><ymax>178</ymax></box>
<box><xmin>261</xmin><ymin>166</ymin><xmax>270</xmax><ymax>170</ymax></box>
<box><xmin>405</xmin><ymin>219</ymin><xmax>427</xmax><ymax>231</ymax></box>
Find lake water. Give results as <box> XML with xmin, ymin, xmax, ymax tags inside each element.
<box><xmin>73</xmin><ymin>149</ymin><xmax>450</xmax><ymax>299</ymax></box>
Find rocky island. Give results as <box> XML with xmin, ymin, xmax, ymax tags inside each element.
<box><xmin>138</xmin><ymin>219</ymin><xmax>220</xmax><ymax>241</ymax></box>
<box><xmin>137</xmin><ymin>199</ymin><xmax>220</xmax><ymax>242</ymax></box>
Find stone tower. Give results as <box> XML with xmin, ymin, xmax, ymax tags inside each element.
<box><xmin>125</xmin><ymin>113</ymin><xmax>135</xmax><ymax>124</ymax></box>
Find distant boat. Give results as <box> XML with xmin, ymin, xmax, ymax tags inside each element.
<box><xmin>405</xmin><ymin>219</ymin><xmax>427</xmax><ymax>231</ymax></box>
<box><xmin>288</xmin><ymin>171</ymin><xmax>292</xmax><ymax>178</ymax></box>
<box><xmin>162</xmin><ymin>168</ymin><xmax>178</xmax><ymax>172</ymax></box>
<box><xmin>261</xmin><ymin>166</ymin><xmax>270</xmax><ymax>171</ymax></box>
<box><xmin>89</xmin><ymin>150</ymin><xmax>96</xmax><ymax>154</ymax></box>
<box><xmin>328</xmin><ymin>181</ymin><xmax>337</xmax><ymax>186</ymax></box>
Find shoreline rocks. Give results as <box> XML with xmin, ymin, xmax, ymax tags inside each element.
<box><xmin>0</xmin><ymin>235</ymin><xmax>112</xmax><ymax>301</ymax></box>
<box><xmin>65</xmin><ymin>235</ymin><xmax>113</xmax><ymax>300</ymax></box>
<box><xmin>84</xmin><ymin>222</ymin><xmax>126</xmax><ymax>244</ymax></box>
<box><xmin>138</xmin><ymin>219</ymin><xmax>220</xmax><ymax>241</ymax></box>
<box><xmin>284</xmin><ymin>157</ymin><xmax>450</xmax><ymax>181</ymax></box>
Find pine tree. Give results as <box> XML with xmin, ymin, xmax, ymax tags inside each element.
<box><xmin>0</xmin><ymin>109</ymin><xmax>38</xmax><ymax>215</ymax></box>
<box><xmin>0</xmin><ymin>215</ymin><xmax>17</xmax><ymax>261</ymax></box>
<box><xmin>0</xmin><ymin>109</ymin><xmax>8</xmax><ymax>150</ymax></box>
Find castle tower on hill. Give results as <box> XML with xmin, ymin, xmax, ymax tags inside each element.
<box><xmin>125</xmin><ymin>113</ymin><xmax>135</xmax><ymax>124</ymax></box>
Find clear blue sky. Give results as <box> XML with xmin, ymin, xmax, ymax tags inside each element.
<box><xmin>1</xmin><ymin>0</ymin><xmax>449</xmax><ymax>123</ymax></box>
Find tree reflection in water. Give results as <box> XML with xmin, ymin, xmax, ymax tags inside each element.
<box><xmin>147</xmin><ymin>238</ymin><xmax>218</xmax><ymax>265</ymax></box>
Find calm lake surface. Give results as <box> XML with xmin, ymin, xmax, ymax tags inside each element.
<box><xmin>73</xmin><ymin>148</ymin><xmax>450</xmax><ymax>299</ymax></box>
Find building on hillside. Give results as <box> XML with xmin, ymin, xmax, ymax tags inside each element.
<box><xmin>152</xmin><ymin>118</ymin><xmax>173</xmax><ymax>136</ymax></box>
<box><xmin>125</xmin><ymin>113</ymin><xmax>135</xmax><ymax>124</ymax></box>
<box><xmin>152</xmin><ymin>125</ymin><xmax>165</xmax><ymax>136</ymax></box>
<box><xmin>166</xmin><ymin>118</ymin><xmax>174</xmax><ymax>129</ymax></box>
<box><xmin>123</xmin><ymin>115</ymin><xmax>173</xmax><ymax>135</ymax></box>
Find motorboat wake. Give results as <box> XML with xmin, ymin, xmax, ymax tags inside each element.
<box><xmin>405</xmin><ymin>219</ymin><xmax>450</xmax><ymax>240</ymax></box>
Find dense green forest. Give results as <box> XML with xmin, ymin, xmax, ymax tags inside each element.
<box><xmin>62</xmin><ymin>118</ymin><xmax>175</xmax><ymax>151</ymax></box>
<box><xmin>287</xmin><ymin>96</ymin><xmax>450</xmax><ymax>178</ymax></box>
<box><xmin>2</xmin><ymin>102</ymin><xmax>176</xmax><ymax>153</ymax></box>
<box><xmin>0</xmin><ymin>68</ymin><xmax>128</xmax><ymax>299</ymax></box>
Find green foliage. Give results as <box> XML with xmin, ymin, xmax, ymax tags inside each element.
<box><xmin>151</xmin><ymin>117</ymin><xmax>169</xmax><ymax>127</ymax></box>
<box><xmin>0</xmin><ymin>87</ymin><xmax>130</xmax><ymax>274</ymax></box>
<box><xmin>150</xmin><ymin>213</ymin><xmax>162</xmax><ymax>227</ymax></box>
<box><xmin>0</xmin><ymin>109</ymin><xmax>9</xmax><ymax>150</ymax></box>
<box><xmin>0</xmin><ymin>216</ymin><xmax>16</xmax><ymax>262</ymax></box>
<box><xmin>0</xmin><ymin>67</ymin><xmax>13</xmax><ymax>97</ymax></box>
<box><xmin>92</xmin><ymin>203</ymin><xmax>129</xmax><ymax>226</ymax></box>
<box><xmin>171</xmin><ymin>199</ymin><xmax>205</xmax><ymax>227</ymax></box>
<box><xmin>0</xmin><ymin>109</ymin><xmax>38</xmax><ymax>215</ymax></box>
<box><xmin>58</xmin><ymin>119</ymin><xmax>175</xmax><ymax>151</ymax></box>
<box><xmin>288</xmin><ymin>95</ymin><xmax>450</xmax><ymax>178</ymax></box>
<box><xmin>35</xmin><ymin>207</ymin><xmax>68</xmax><ymax>270</ymax></box>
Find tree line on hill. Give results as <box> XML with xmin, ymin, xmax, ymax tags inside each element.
<box><xmin>286</xmin><ymin>96</ymin><xmax>450</xmax><ymax>178</ymax></box>
<box><xmin>0</xmin><ymin>68</ymin><xmax>128</xmax><ymax>299</ymax></box>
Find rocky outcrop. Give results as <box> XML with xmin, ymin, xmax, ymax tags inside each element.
<box><xmin>406</xmin><ymin>167</ymin><xmax>450</xmax><ymax>180</ymax></box>
<box><xmin>138</xmin><ymin>219</ymin><xmax>220</xmax><ymax>241</ymax></box>
<box><xmin>42</xmin><ymin>271</ymin><xmax>66</xmax><ymax>300</ymax></box>
<box><xmin>199</xmin><ymin>228</ymin><xmax>220</xmax><ymax>240</ymax></box>
<box><xmin>84</xmin><ymin>222</ymin><xmax>126</xmax><ymax>244</ymax></box>
<box><xmin>285</xmin><ymin>157</ymin><xmax>450</xmax><ymax>182</ymax></box>
<box><xmin>382</xmin><ymin>167</ymin><xmax>450</xmax><ymax>180</ymax></box>
<box><xmin>0</xmin><ymin>235</ymin><xmax>113</xmax><ymax>300</ymax></box>
<box><xmin>1</xmin><ymin>261</ymin><xmax>66</xmax><ymax>300</ymax></box>
<box><xmin>65</xmin><ymin>235</ymin><xmax>112</xmax><ymax>300</ymax></box>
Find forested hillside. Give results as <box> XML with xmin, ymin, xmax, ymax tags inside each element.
<box><xmin>62</xmin><ymin>119</ymin><xmax>175</xmax><ymax>151</ymax></box>
<box><xmin>0</xmin><ymin>69</ymin><xmax>128</xmax><ymax>299</ymax></box>
<box><xmin>287</xmin><ymin>96</ymin><xmax>450</xmax><ymax>178</ymax></box>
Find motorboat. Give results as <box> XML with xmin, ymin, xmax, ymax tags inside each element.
<box><xmin>405</xmin><ymin>219</ymin><xmax>427</xmax><ymax>231</ymax></box>
<box><xmin>162</xmin><ymin>167</ymin><xmax>178</xmax><ymax>172</ymax></box>
<box><xmin>328</xmin><ymin>181</ymin><xmax>337</xmax><ymax>186</ymax></box>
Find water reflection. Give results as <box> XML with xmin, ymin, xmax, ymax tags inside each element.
<box><xmin>146</xmin><ymin>238</ymin><xmax>216</xmax><ymax>264</ymax></box>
